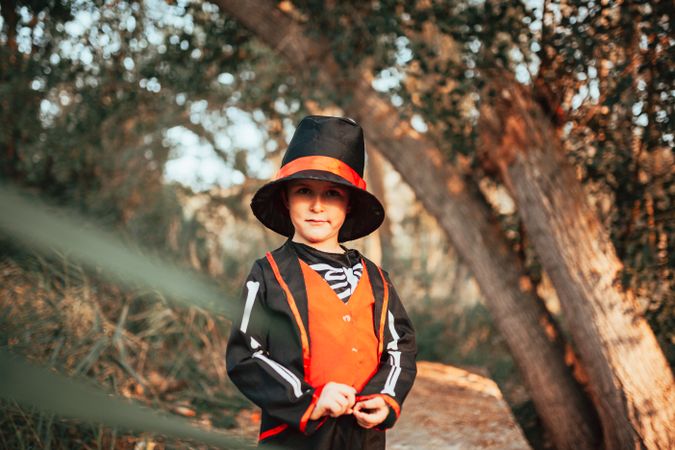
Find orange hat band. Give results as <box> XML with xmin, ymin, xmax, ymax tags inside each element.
<box><xmin>273</xmin><ymin>155</ymin><xmax>367</xmax><ymax>190</ymax></box>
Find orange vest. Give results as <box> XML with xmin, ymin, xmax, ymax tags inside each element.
<box><xmin>299</xmin><ymin>259</ymin><xmax>379</xmax><ymax>392</ymax></box>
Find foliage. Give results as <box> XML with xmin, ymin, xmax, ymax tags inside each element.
<box><xmin>289</xmin><ymin>0</ymin><xmax>673</xmax><ymax>363</ymax></box>
<box><xmin>0</xmin><ymin>4</ymin><xmax>271</xmax><ymax>445</ymax></box>
<box><xmin>410</xmin><ymin>304</ymin><xmax>514</xmax><ymax>382</ymax></box>
<box><xmin>1</xmin><ymin>0</ymin><xmax>296</xmax><ymax>222</ymax></box>
<box><xmin>0</xmin><ymin>0</ymin><xmax>302</xmax><ymax>278</ymax></box>
<box><xmin>536</xmin><ymin>1</ymin><xmax>674</xmax><ymax>353</ymax></box>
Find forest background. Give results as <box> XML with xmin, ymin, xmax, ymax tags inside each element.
<box><xmin>0</xmin><ymin>0</ymin><xmax>672</xmax><ymax>449</ymax></box>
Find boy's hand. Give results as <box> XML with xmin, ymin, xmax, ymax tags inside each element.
<box><xmin>309</xmin><ymin>382</ymin><xmax>356</xmax><ymax>420</ymax></box>
<box><xmin>353</xmin><ymin>396</ymin><xmax>389</xmax><ymax>429</ymax></box>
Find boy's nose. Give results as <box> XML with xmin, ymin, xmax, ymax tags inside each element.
<box><xmin>309</xmin><ymin>195</ymin><xmax>324</xmax><ymax>211</ymax></box>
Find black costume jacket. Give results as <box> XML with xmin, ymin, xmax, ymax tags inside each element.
<box><xmin>226</xmin><ymin>240</ymin><xmax>417</xmax><ymax>449</ymax></box>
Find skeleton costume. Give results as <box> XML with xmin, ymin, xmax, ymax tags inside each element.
<box><xmin>291</xmin><ymin>241</ymin><xmax>363</xmax><ymax>303</ymax></box>
<box><xmin>226</xmin><ymin>116</ymin><xmax>417</xmax><ymax>449</ymax></box>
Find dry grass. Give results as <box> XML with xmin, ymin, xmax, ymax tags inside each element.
<box><xmin>0</xmin><ymin>252</ymin><xmax>250</xmax><ymax>449</ymax></box>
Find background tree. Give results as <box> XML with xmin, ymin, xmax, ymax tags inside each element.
<box><xmin>215</xmin><ymin>0</ymin><xmax>673</xmax><ymax>448</ymax></box>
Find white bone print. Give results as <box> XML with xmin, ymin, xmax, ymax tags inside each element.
<box><xmin>240</xmin><ymin>280</ymin><xmax>260</xmax><ymax>333</ymax></box>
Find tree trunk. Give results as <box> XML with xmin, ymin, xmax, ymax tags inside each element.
<box><xmin>479</xmin><ymin>79</ymin><xmax>675</xmax><ymax>450</ymax></box>
<box><xmin>365</xmin><ymin>147</ymin><xmax>394</xmax><ymax>267</ymax></box>
<box><xmin>214</xmin><ymin>1</ymin><xmax>601</xmax><ymax>448</ymax></box>
<box><xmin>1</xmin><ymin>0</ymin><xmax>21</xmax><ymax>180</ymax></box>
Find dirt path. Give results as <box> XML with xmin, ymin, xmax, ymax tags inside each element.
<box><xmin>387</xmin><ymin>361</ymin><xmax>530</xmax><ymax>449</ymax></box>
<box><xmin>234</xmin><ymin>361</ymin><xmax>531</xmax><ymax>449</ymax></box>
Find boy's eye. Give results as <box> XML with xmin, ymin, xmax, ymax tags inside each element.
<box><xmin>295</xmin><ymin>187</ymin><xmax>311</xmax><ymax>195</ymax></box>
<box><xmin>326</xmin><ymin>189</ymin><xmax>344</xmax><ymax>197</ymax></box>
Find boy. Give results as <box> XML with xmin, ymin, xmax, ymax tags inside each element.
<box><xmin>226</xmin><ymin>115</ymin><xmax>417</xmax><ymax>449</ymax></box>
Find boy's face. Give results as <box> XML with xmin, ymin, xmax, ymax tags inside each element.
<box><xmin>284</xmin><ymin>179</ymin><xmax>350</xmax><ymax>250</ymax></box>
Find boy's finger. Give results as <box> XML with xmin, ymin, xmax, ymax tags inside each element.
<box><xmin>337</xmin><ymin>384</ymin><xmax>357</xmax><ymax>396</ymax></box>
<box><xmin>343</xmin><ymin>390</ymin><xmax>356</xmax><ymax>407</ymax></box>
<box><xmin>356</xmin><ymin>397</ymin><xmax>384</xmax><ymax>409</ymax></box>
<box><xmin>353</xmin><ymin>408</ymin><xmax>372</xmax><ymax>419</ymax></box>
<box><xmin>333</xmin><ymin>396</ymin><xmax>347</xmax><ymax>411</ymax></box>
<box><xmin>339</xmin><ymin>397</ymin><xmax>355</xmax><ymax>415</ymax></box>
<box><xmin>328</xmin><ymin>402</ymin><xmax>343</xmax><ymax>417</ymax></box>
<box><xmin>353</xmin><ymin>411</ymin><xmax>375</xmax><ymax>428</ymax></box>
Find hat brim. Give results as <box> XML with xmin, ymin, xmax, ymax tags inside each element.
<box><xmin>251</xmin><ymin>170</ymin><xmax>385</xmax><ymax>242</ymax></box>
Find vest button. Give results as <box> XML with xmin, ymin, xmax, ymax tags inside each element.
<box><xmin>351</xmin><ymin>347</ymin><xmax>358</xmax><ymax>352</ymax></box>
<box><xmin>343</xmin><ymin>314</ymin><xmax>351</xmax><ymax>323</ymax></box>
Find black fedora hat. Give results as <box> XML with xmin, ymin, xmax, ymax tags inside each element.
<box><xmin>251</xmin><ymin>115</ymin><xmax>385</xmax><ymax>242</ymax></box>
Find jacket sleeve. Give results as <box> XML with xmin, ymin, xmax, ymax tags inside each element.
<box><xmin>226</xmin><ymin>261</ymin><xmax>324</xmax><ymax>434</ymax></box>
<box><xmin>358</xmin><ymin>270</ymin><xmax>417</xmax><ymax>429</ymax></box>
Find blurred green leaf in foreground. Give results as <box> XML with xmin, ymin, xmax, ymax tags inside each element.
<box><xmin>0</xmin><ymin>350</ymin><xmax>254</xmax><ymax>449</ymax></box>
<box><xmin>0</xmin><ymin>185</ymin><xmax>238</xmax><ymax>318</ymax></box>
<box><xmin>0</xmin><ymin>185</ymin><xmax>265</xmax><ymax>447</ymax></box>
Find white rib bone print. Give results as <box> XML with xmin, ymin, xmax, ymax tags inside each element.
<box><xmin>308</xmin><ymin>262</ymin><xmax>363</xmax><ymax>301</ymax></box>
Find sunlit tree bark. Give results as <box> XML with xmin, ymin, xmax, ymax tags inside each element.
<box><xmin>480</xmin><ymin>78</ymin><xmax>675</xmax><ymax>450</ymax></box>
<box><xmin>365</xmin><ymin>148</ymin><xmax>393</xmax><ymax>266</ymax></box>
<box><xmin>213</xmin><ymin>1</ymin><xmax>601</xmax><ymax>448</ymax></box>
